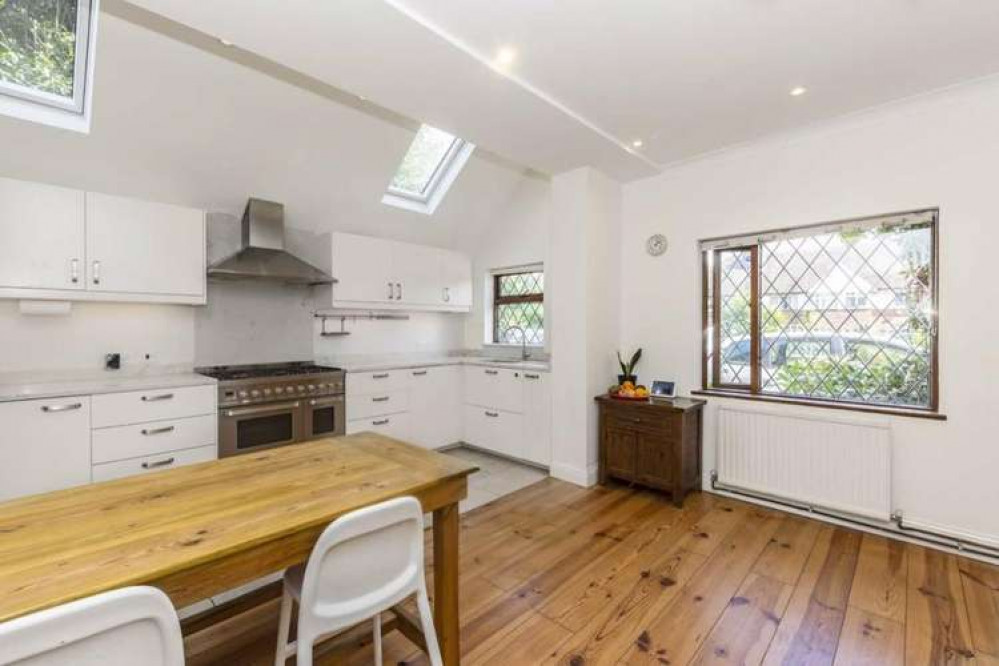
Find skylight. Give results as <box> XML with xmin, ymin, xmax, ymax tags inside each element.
<box><xmin>0</xmin><ymin>0</ymin><xmax>99</xmax><ymax>132</ymax></box>
<box><xmin>383</xmin><ymin>124</ymin><xmax>474</xmax><ymax>215</ymax></box>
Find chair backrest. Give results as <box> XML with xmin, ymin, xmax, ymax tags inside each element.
<box><xmin>298</xmin><ymin>496</ymin><xmax>427</xmax><ymax>640</ymax></box>
<box><xmin>0</xmin><ymin>586</ymin><xmax>184</xmax><ymax>666</ymax></box>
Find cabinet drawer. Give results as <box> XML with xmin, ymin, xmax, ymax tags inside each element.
<box><xmin>605</xmin><ymin>408</ymin><xmax>674</xmax><ymax>437</ymax></box>
<box><xmin>92</xmin><ymin>414</ymin><xmax>216</xmax><ymax>464</ymax></box>
<box><xmin>463</xmin><ymin>366</ymin><xmax>522</xmax><ymax>413</ymax></box>
<box><xmin>463</xmin><ymin>405</ymin><xmax>524</xmax><ymax>460</ymax></box>
<box><xmin>92</xmin><ymin>384</ymin><xmax>216</xmax><ymax>428</ymax></box>
<box><xmin>91</xmin><ymin>445</ymin><xmax>216</xmax><ymax>483</ymax></box>
<box><xmin>347</xmin><ymin>370</ymin><xmax>408</xmax><ymax>395</ymax></box>
<box><xmin>347</xmin><ymin>390</ymin><xmax>409</xmax><ymax>419</ymax></box>
<box><xmin>346</xmin><ymin>412</ymin><xmax>411</xmax><ymax>440</ymax></box>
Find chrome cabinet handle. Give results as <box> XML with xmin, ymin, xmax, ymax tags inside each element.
<box><xmin>141</xmin><ymin>425</ymin><xmax>175</xmax><ymax>436</ymax></box>
<box><xmin>141</xmin><ymin>457</ymin><xmax>175</xmax><ymax>469</ymax></box>
<box><xmin>372</xmin><ymin>418</ymin><xmax>390</xmax><ymax>426</ymax></box>
<box><xmin>309</xmin><ymin>397</ymin><xmax>343</xmax><ymax>407</ymax></box>
<box><xmin>484</xmin><ymin>369</ymin><xmax>498</xmax><ymax>375</ymax></box>
<box><xmin>396</xmin><ymin>282</ymin><xmax>403</xmax><ymax>300</ymax></box>
<box><xmin>141</xmin><ymin>393</ymin><xmax>174</xmax><ymax>402</ymax></box>
<box><xmin>41</xmin><ymin>402</ymin><xmax>83</xmax><ymax>413</ymax></box>
<box><xmin>485</xmin><ymin>411</ymin><xmax>499</xmax><ymax>418</ymax></box>
<box><xmin>412</xmin><ymin>370</ymin><xmax>428</xmax><ymax>376</ymax></box>
<box><xmin>525</xmin><ymin>373</ymin><xmax>540</xmax><ymax>379</ymax></box>
<box><xmin>70</xmin><ymin>258</ymin><xmax>79</xmax><ymax>284</ymax></box>
<box><xmin>91</xmin><ymin>260</ymin><xmax>101</xmax><ymax>285</ymax></box>
<box><xmin>372</xmin><ymin>396</ymin><xmax>390</xmax><ymax>402</ymax></box>
<box><xmin>387</xmin><ymin>282</ymin><xmax>394</xmax><ymax>299</ymax></box>
<box><xmin>443</xmin><ymin>287</ymin><xmax>450</xmax><ymax>302</ymax></box>
<box><xmin>372</xmin><ymin>373</ymin><xmax>390</xmax><ymax>379</ymax></box>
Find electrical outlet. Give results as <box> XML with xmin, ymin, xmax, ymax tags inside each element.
<box><xmin>105</xmin><ymin>353</ymin><xmax>122</xmax><ymax>371</ymax></box>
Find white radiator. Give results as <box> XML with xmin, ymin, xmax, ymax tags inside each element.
<box><xmin>715</xmin><ymin>405</ymin><xmax>892</xmax><ymax>521</ymax></box>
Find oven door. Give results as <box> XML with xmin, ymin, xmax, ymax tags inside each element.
<box><xmin>302</xmin><ymin>395</ymin><xmax>346</xmax><ymax>441</ymax></box>
<box><xmin>219</xmin><ymin>401</ymin><xmax>304</xmax><ymax>458</ymax></box>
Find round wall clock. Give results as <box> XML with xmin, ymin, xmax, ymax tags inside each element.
<box><xmin>646</xmin><ymin>233</ymin><xmax>668</xmax><ymax>256</ymax></box>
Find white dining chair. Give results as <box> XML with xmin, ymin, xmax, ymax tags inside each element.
<box><xmin>274</xmin><ymin>496</ymin><xmax>442</xmax><ymax>666</ymax></box>
<box><xmin>0</xmin><ymin>586</ymin><xmax>184</xmax><ymax>666</ymax></box>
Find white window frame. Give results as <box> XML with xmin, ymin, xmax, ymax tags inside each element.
<box><xmin>0</xmin><ymin>0</ymin><xmax>100</xmax><ymax>133</ymax></box>
<box><xmin>382</xmin><ymin>133</ymin><xmax>475</xmax><ymax>216</ymax></box>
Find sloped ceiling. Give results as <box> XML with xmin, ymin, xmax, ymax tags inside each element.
<box><xmin>0</xmin><ymin>10</ymin><xmax>546</xmax><ymax>252</ymax></box>
<box><xmin>123</xmin><ymin>0</ymin><xmax>999</xmax><ymax>179</ymax></box>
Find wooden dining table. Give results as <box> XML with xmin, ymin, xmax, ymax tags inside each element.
<box><xmin>0</xmin><ymin>432</ymin><xmax>477</xmax><ymax>665</ymax></box>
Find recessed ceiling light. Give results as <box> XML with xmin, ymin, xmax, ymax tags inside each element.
<box><xmin>790</xmin><ymin>86</ymin><xmax>808</xmax><ymax>97</ymax></box>
<box><xmin>494</xmin><ymin>46</ymin><xmax>517</xmax><ymax>68</ymax></box>
<box><xmin>632</xmin><ymin>139</ymin><xmax>644</xmax><ymax>148</ymax></box>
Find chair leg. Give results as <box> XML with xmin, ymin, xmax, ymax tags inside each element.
<box><xmin>415</xmin><ymin>588</ymin><xmax>443</xmax><ymax>666</ymax></box>
<box><xmin>274</xmin><ymin>585</ymin><xmax>294</xmax><ymax>666</ymax></box>
<box><xmin>372</xmin><ymin>613</ymin><xmax>382</xmax><ymax>665</ymax></box>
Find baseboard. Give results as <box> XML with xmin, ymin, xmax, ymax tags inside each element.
<box><xmin>900</xmin><ymin>515</ymin><xmax>999</xmax><ymax>551</ymax></box>
<box><xmin>550</xmin><ymin>461</ymin><xmax>598</xmax><ymax>487</ymax></box>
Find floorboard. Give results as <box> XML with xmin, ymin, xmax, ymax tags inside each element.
<box><xmin>187</xmin><ymin>479</ymin><xmax>999</xmax><ymax>666</ymax></box>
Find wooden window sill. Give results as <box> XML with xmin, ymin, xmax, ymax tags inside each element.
<box><xmin>690</xmin><ymin>389</ymin><xmax>947</xmax><ymax>421</ymax></box>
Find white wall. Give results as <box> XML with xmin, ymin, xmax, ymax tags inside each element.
<box><xmin>548</xmin><ymin>167</ymin><xmax>621</xmax><ymax>485</ymax></box>
<box><xmin>0</xmin><ymin>301</ymin><xmax>193</xmax><ymax>373</ymax></box>
<box><xmin>620</xmin><ymin>75</ymin><xmax>999</xmax><ymax>545</ymax></box>
<box><xmin>462</xmin><ymin>177</ymin><xmax>552</xmax><ymax>350</ymax></box>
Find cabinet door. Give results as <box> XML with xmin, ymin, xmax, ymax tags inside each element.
<box><xmin>520</xmin><ymin>372</ymin><xmax>551</xmax><ymax>466</ymax></box>
<box><xmin>462</xmin><ymin>405</ymin><xmax>522</xmax><ymax>459</ymax></box>
<box><xmin>409</xmin><ymin>366</ymin><xmax>461</xmax><ymax>449</ymax></box>
<box><xmin>635</xmin><ymin>434</ymin><xmax>675</xmax><ymax>489</ymax></box>
<box><xmin>392</xmin><ymin>241</ymin><xmax>439</xmax><ymax>306</ymax></box>
<box><xmin>331</xmin><ymin>232</ymin><xmax>395</xmax><ymax>306</ymax></box>
<box><xmin>604</xmin><ymin>426</ymin><xmax>637</xmax><ymax>480</ymax></box>
<box><xmin>464</xmin><ymin>366</ymin><xmax>521</xmax><ymax>413</ymax></box>
<box><xmin>439</xmin><ymin>249</ymin><xmax>472</xmax><ymax>310</ymax></box>
<box><xmin>0</xmin><ymin>396</ymin><xmax>91</xmax><ymax>501</ymax></box>
<box><xmin>0</xmin><ymin>177</ymin><xmax>85</xmax><ymax>291</ymax></box>
<box><xmin>86</xmin><ymin>192</ymin><xmax>205</xmax><ymax>297</ymax></box>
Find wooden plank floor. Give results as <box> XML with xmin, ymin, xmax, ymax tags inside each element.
<box><xmin>194</xmin><ymin>478</ymin><xmax>999</xmax><ymax>665</ymax></box>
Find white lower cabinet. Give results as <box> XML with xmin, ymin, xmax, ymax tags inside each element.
<box><xmin>463</xmin><ymin>405</ymin><xmax>524</xmax><ymax>460</ymax></box>
<box><xmin>409</xmin><ymin>366</ymin><xmax>461</xmax><ymax>449</ymax></box>
<box><xmin>0</xmin><ymin>396</ymin><xmax>91</xmax><ymax>501</ymax></box>
<box><xmin>91</xmin><ymin>445</ymin><xmax>216</xmax><ymax>483</ymax></box>
<box><xmin>462</xmin><ymin>367</ymin><xmax>552</xmax><ymax>467</ymax></box>
<box><xmin>347</xmin><ymin>411</ymin><xmax>411</xmax><ymax>439</ymax></box>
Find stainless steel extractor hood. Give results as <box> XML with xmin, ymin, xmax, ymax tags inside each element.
<box><xmin>207</xmin><ymin>198</ymin><xmax>335</xmax><ymax>285</ymax></box>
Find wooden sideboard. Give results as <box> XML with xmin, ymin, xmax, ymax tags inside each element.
<box><xmin>595</xmin><ymin>395</ymin><xmax>706</xmax><ymax>506</ymax></box>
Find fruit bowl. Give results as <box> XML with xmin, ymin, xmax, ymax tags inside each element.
<box><xmin>608</xmin><ymin>391</ymin><xmax>650</xmax><ymax>402</ymax></box>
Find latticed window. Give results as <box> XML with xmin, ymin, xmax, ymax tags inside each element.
<box><xmin>493</xmin><ymin>269</ymin><xmax>544</xmax><ymax>346</ymax></box>
<box><xmin>702</xmin><ymin>209</ymin><xmax>938</xmax><ymax>412</ymax></box>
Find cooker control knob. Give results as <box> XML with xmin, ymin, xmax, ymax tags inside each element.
<box><xmin>307</xmin><ymin>384</ymin><xmax>316</xmax><ymax>392</ymax></box>
<box><xmin>238</xmin><ymin>390</ymin><xmax>249</xmax><ymax>398</ymax></box>
<box><xmin>274</xmin><ymin>386</ymin><xmax>284</xmax><ymax>395</ymax></box>
<box><xmin>297</xmin><ymin>385</ymin><xmax>305</xmax><ymax>392</ymax></box>
<box><xmin>250</xmin><ymin>389</ymin><xmax>261</xmax><ymax>398</ymax></box>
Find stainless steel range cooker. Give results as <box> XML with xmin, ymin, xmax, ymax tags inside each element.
<box><xmin>195</xmin><ymin>362</ymin><xmax>345</xmax><ymax>458</ymax></box>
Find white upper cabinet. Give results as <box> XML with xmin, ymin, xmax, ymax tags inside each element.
<box><xmin>85</xmin><ymin>192</ymin><xmax>205</xmax><ymax>300</ymax></box>
<box><xmin>440</xmin><ymin>249</ymin><xmax>473</xmax><ymax>309</ymax></box>
<box><xmin>0</xmin><ymin>177</ymin><xmax>85</xmax><ymax>292</ymax></box>
<box><xmin>0</xmin><ymin>177</ymin><xmax>206</xmax><ymax>304</ymax></box>
<box><xmin>330</xmin><ymin>232</ymin><xmax>396</xmax><ymax>306</ymax></box>
<box><xmin>328</xmin><ymin>232</ymin><xmax>471</xmax><ymax>313</ymax></box>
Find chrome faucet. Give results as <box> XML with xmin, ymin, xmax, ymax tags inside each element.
<box><xmin>503</xmin><ymin>325</ymin><xmax>531</xmax><ymax>361</ymax></box>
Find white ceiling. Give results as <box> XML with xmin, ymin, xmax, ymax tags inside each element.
<box><xmin>0</xmin><ymin>12</ymin><xmax>547</xmax><ymax>253</ymax></box>
<box><xmin>126</xmin><ymin>0</ymin><xmax>999</xmax><ymax>181</ymax></box>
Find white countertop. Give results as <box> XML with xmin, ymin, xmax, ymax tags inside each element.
<box><xmin>318</xmin><ymin>353</ymin><xmax>551</xmax><ymax>374</ymax></box>
<box><xmin>0</xmin><ymin>368</ymin><xmax>216</xmax><ymax>403</ymax></box>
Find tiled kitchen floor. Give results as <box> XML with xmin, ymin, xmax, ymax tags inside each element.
<box><xmin>442</xmin><ymin>446</ymin><xmax>548</xmax><ymax>513</ymax></box>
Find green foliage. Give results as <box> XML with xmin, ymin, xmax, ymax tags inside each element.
<box><xmin>772</xmin><ymin>349</ymin><xmax>929</xmax><ymax>407</ymax></box>
<box><xmin>0</xmin><ymin>0</ymin><xmax>78</xmax><ymax>98</ymax></box>
<box><xmin>617</xmin><ymin>348</ymin><xmax>642</xmax><ymax>377</ymax></box>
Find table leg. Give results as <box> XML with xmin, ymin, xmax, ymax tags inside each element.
<box><xmin>433</xmin><ymin>501</ymin><xmax>460</xmax><ymax>666</ymax></box>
